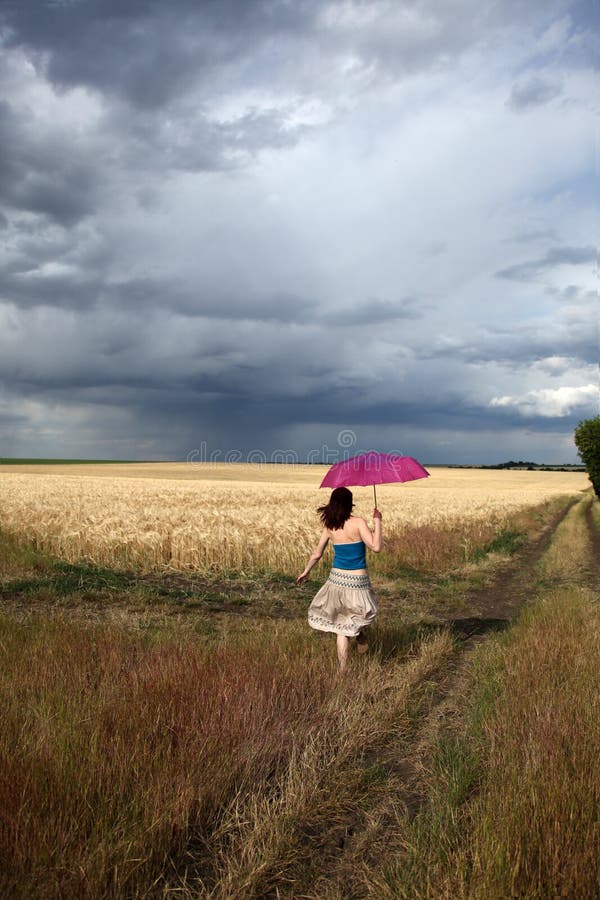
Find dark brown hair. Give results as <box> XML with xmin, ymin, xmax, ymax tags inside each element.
<box><xmin>318</xmin><ymin>487</ymin><xmax>354</xmax><ymax>530</ymax></box>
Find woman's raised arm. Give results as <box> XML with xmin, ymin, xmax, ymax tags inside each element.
<box><xmin>357</xmin><ymin>509</ymin><xmax>382</xmax><ymax>552</ymax></box>
<box><xmin>296</xmin><ymin>528</ymin><xmax>330</xmax><ymax>584</ymax></box>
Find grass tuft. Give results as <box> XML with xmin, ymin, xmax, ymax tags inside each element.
<box><xmin>476</xmin><ymin>528</ymin><xmax>524</xmax><ymax>558</ymax></box>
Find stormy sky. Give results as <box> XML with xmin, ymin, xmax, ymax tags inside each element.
<box><xmin>0</xmin><ymin>0</ymin><xmax>597</xmax><ymax>464</ymax></box>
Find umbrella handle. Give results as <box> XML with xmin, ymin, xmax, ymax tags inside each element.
<box><xmin>373</xmin><ymin>484</ymin><xmax>377</xmax><ymax>509</ymax></box>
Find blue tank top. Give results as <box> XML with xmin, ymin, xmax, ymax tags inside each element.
<box><xmin>332</xmin><ymin>541</ymin><xmax>367</xmax><ymax>570</ymax></box>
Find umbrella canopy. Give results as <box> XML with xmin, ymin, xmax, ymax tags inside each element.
<box><xmin>320</xmin><ymin>451</ymin><xmax>429</xmax><ymax>505</ymax></box>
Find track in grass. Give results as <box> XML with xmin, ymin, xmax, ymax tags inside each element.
<box><xmin>294</xmin><ymin>492</ymin><xmax>598</xmax><ymax>898</ymax></box>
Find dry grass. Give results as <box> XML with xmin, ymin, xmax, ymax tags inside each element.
<box><xmin>538</xmin><ymin>493</ymin><xmax>596</xmax><ymax>583</ymax></box>
<box><xmin>0</xmin><ymin>611</ymin><xmax>454</xmax><ymax>899</ymax></box>
<box><xmin>458</xmin><ymin>585</ymin><xmax>600</xmax><ymax>899</ymax></box>
<box><xmin>193</xmin><ymin>631</ymin><xmax>454</xmax><ymax>898</ymax></box>
<box><xmin>0</xmin><ymin>464</ymin><xmax>587</xmax><ymax>576</ymax></box>
<box><xmin>0</xmin><ymin>467</ymin><xmax>594</xmax><ymax>898</ymax></box>
<box><xmin>0</xmin><ymin>617</ymin><xmax>331</xmax><ymax>898</ymax></box>
<box><xmin>368</xmin><ymin>495</ymin><xmax>600</xmax><ymax>899</ymax></box>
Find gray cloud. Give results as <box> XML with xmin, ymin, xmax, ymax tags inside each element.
<box><xmin>547</xmin><ymin>285</ymin><xmax>597</xmax><ymax>303</ymax></box>
<box><xmin>0</xmin><ymin>0</ymin><xmax>595</xmax><ymax>465</ymax></box>
<box><xmin>2</xmin><ymin>364</ymin><xmax>583</xmax><ymax>468</ymax></box>
<box><xmin>496</xmin><ymin>245</ymin><xmax>597</xmax><ymax>281</ymax></box>
<box><xmin>1</xmin><ymin>0</ymin><xmax>310</xmax><ymax>108</ymax></box>
<box><xmin>1</xmin><ymin>0</ymin><xmax>572</xmax><ymax>110</ymax></box>
<box><xmin>178</xmin><ymin>291</ymin><xmax>319</xmax><ymax>323</ymax></box>
<box><xmin>508</xmin><ymin>74</ymin><xmax>563</xmax><ymax>111</ymax></box>
<box><xmin>426</xmin><ymin>322</ymin><xmax>597</xmax><ymax>370</ymax></box>
<box><xmin>321</xmin><ymin>296</ymin><xmax>423</xmax><ymax>326</ymax></box>
<box><xmin>0</xmin><ymin>255</ymin><xmax>319</xmax><ymax>322</ymax></box>
<box><xmin>107</xmin><ymin>104</ymin><xmax>311</xmax><ymax>176</ymax></box>
<box><xmin>0</xmin><ymin>99</ymin><xmax>101</xmax><ymax>224</ymax></box>
<box><xmin>503</xmin><ymin>229</ymin><xmax>559</xmax><ymax>244</ymax></box>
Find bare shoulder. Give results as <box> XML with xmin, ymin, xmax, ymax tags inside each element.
<box><xmin>348</xmin><ymin>515</ymin><xmax>368</xmax><ymax>537</ymax></box>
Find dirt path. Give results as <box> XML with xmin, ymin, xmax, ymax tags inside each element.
<box><xmin>448</xmin><ymin>493</ymin><xmax>580</xmax><ymax>638</ymax></box>
<box><xmin>390</xmin><ymin>494</ymin><xmax>585</xmax><ymax>798</ymax></box>
<box><xmin>314</xmin><ymin>493</ymin><xmax>596</xmax><ymax>892</ymax></box>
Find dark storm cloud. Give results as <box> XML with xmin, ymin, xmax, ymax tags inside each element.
<box><xmin>1</xmin><ymin>0</ymin><xmax>581</xmax><ymax>204</ymax></box>
<box><xmin>116</xmin><ymin>379</ymin><xmax>584</xmax><ymax>453</ymax></box>
<box><xmin>0</xmin><ymin>269</ymin><xmax>101</xmax><ymax>310</ymax></box>
<box><xmin>496</xmin><ymin>245</ymin><xmax>597</xmax><ymax>281</ymax></box>
<box><xmin>0</xmin><ymin>0</ymin><xmax>319</xmax><ymax>108</ymax></box>
<box><xmin>427</xmin><ymin>324</ymin><xmax>597</xmax><ymax>369</ymax></box>
<box><xmin>0</xmin><ymin>5</ymin><xmax>315</xmax><ymax>231</ymax></box>
<box><xmin>0</xmin><ymin>255</ymin><xmax>318</xmax><ymax>321</ymax></box>
<box><xmin>249</xmin><ymin>393</ymin><xmax>489</xmax><ymax>432</ymax></box>
<box><xmin>2</xmin><ymin>0</ymin><xmax>569</xmax><ymax>110</ymax></box>
<box><xmin>109</xmin><ymin>105</ymin><xmax>310</xmax><ymax>176</ymax></box>
<box><xmin>0</xmin><ymin>370</ymin><xmax>507</xmax><ymax>446</ymax></box>
<box><xmin>0</xmin><ymin>267</ymin><xmax>171</xmax><ymax>312</ymax></box>
<box><xmin>0</xmin><ymin>99</ymin><xmax>100</xmax><ymax>224</ymax></box>
<box><xmin>0</xmin><ymin>89</ymin><xmax>305</xmax><ymax>237</ymax></box>
<box><xmin>0</xmin><ymin>0</ymin><xmax>594</xmax><ymax>464</ymax></box>
<box><xmin>0</xmin><ymin>302</ymin><xmax>590</xmax><ymax>463</ymax></box>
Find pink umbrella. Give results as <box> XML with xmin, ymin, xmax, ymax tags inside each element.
<box><xmin>320</xmin><ymin>451</ymin><xmax>429</xmax><ymax>506</ymax></box>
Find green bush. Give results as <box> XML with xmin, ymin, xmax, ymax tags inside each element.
<box><xmin>574</xmin><ymin>416</ymin><xmax>600</xmax><ymax>498</ymax></box>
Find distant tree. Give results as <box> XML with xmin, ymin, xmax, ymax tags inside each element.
<box><xmin>574</xmin><ymin>415</ymin><xmax>600</xmax><ymax>498</ymax></box>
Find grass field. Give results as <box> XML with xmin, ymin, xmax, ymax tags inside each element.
<box><xmin>370</xmin><ymin>495</ymin><xmax>600</xmax><ymax>900</ymax></box>
<box><xmin>0</xmin><ymin>463</ymin><xmax>589</xmax><ymax>575</ymax></box>
<box><xmin>0</xmin><ymin>464</ymin><xmax>597</xmax><ymax>898</ymax></box>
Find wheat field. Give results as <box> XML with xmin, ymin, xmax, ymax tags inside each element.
<box><xmin>0</xmin><ymin>463</ymin><xmax>589</xmax><ymax>574</ymax></box>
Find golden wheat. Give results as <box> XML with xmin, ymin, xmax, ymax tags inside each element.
<box><xmin>0</xmin><ymin>463</ymin><xmax>589</xmax><ymax>574</ymax></box>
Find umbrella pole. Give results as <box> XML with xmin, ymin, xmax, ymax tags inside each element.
<box><xmin>373</xmin><ymin>484</ymin><xmax>377</xmax><ymax>508</ymax></box>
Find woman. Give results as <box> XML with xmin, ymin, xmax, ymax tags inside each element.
<box><xmin>296</xmin><ymin>487</ymin><xmax>382</xmax><ymax>673</ymax></box>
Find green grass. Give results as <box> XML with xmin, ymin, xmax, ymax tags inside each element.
<box><xmin>474</xmin><ymin>528</ymin><xmax>525</xmax><ymax>559</ymax></box>
<box><xmin>1</xmin><ymin>561</ymin><xmax>136</xmax><ymax>595</ymax></box>
<box><xmin>0</xmin><ymin>531</ymin><xmax>313</xmax><ymax>625</ymax></box>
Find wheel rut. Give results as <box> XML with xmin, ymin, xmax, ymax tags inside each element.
<box><xmin>394</xmin><ymin>494</ymin><xmax>590</xmax><ymax>804</ymax></box>
<box><xmin>318</xmin><ymin>494</ymin><xmax>591</xmax><ymax>891</ymax></box>
<box><xmin>446</xmin><ymin>493</ymin><xmax>579</xmax><ymax>640</ymax></box>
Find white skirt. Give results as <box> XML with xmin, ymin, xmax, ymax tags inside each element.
<box><xmin>307</xmin><ymin>569</ymin><xmax>378</xmax><ymax>637</ymax></box>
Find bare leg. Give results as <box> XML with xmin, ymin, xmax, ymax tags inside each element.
<box><xmin>336</xmin><ymin>634</ymin><xmax>350</xmax><ymax>673</ymax></box>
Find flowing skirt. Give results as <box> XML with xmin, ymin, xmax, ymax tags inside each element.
<box><xmin>307</xmin><ymin>569</ymin><xmax>377</xmax><ymax>637</ymax></box>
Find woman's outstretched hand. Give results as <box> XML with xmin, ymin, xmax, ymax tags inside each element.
<box><xmin>296</xmin><ymin>572</ymin><xmax>309</xmax><ymax>584</ymax></box>
<box><xmin>373</xmin><ymin>508</ymin><xmax>382</xmax><ymax>520</ymax></box>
